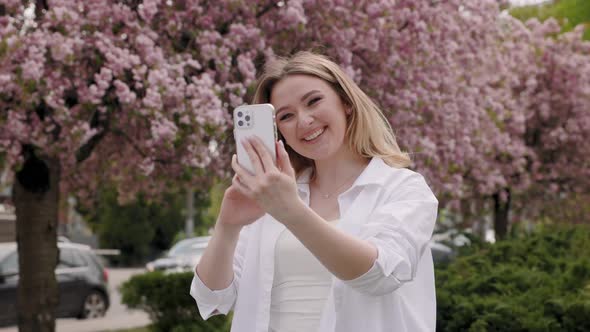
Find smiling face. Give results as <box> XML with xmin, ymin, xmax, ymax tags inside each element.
<box><xmin>271</xmin><ymin>74</ymin><xmax>351</xmax><ymax>162</ymax></box>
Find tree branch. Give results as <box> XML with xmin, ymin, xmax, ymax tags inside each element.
<box><xmin>398</xmin><ymin>21</ymin><xmax>410</xmax><ymax>32</ymax></box>
<box><xmin>111</xmin><ymin>129</ymin><xmax>171</xmax><ymax>165</ymax></box>
<box><xmin>75</xmin><ymin>101</ymin><xmax>113</xmax><ymax>163</ymax></box>
<box><xmin>34</xmin><ymin>0</ymin><xmax>48</xmax><ymax>20</ymax></box>
<box><xmin>256</xmin><ymin>1</ymin><xmax>277</xmax><ymax>19</ymax></box>
<box><xmin>75</xmin><ymin>130</ymin><xmax>107</xmax><ymax>163</ymax></box>
<box><xmin>218</xmin><ymin>1</ymin><xmax>276</xmax><ymax>35</ymax></box>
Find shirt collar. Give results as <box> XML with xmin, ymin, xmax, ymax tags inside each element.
<box><xmin>296</xmin><ymin>157</ymin><xmax>389</xmax><ymax>195</ymax></box>
<box><xmin>352</xmin><ymin>157</ymin><xmax>389</xmax><ymax>187</ymax></box>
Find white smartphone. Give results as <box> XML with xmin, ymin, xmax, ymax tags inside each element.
<box><xmin>233</xmin><ymin>103</ymin><xmax>277</xmax><ymax>174</ymax></box>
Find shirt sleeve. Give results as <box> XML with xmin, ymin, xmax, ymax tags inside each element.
<box><xmin>189</xmin><ymin>223</ymin><xmax>252</xmax><ymax>319</ymax></box>
<box><xmin>341</xmin><ymin>177</ymin><xmax>438</xmax><ymax>296</ymax></box>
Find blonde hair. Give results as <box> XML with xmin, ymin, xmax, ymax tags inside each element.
<box><xmin>252</xmin><ymin>51</ymin><xmax>411</xmax><ymax>174</ymax></box>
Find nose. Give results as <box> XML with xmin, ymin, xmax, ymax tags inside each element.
<box><xmin>298</xmin><ymin>112</ymin><xmax>314</xmax><ymax>127</ymax></box>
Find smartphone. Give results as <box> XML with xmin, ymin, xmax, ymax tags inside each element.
<box><xmin>233</xmin><ymin>104</ymin><xmax>277</xmax><ymax>174</ymax></box>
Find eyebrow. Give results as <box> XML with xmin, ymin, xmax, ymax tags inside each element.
<box><xmin>276</xmin><ymin>90</ymin><xmax>321</xmax><ymax>114</ymax></box>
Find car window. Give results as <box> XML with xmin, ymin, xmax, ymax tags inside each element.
<box><xmin>190</xmin><ymin>243</ymin><xmax>208</xmax><ymax>251</ymax></box>
<box><xmin>1</xmin><ymin>252</ymin><xmax>18</xmax><ymax>274</ymax></box>
<box><xmin>169</xmin><ymin>238</ymin><xmax>210</xmax><ymax>256</ymax></box>
<box><xmin>58</xmin><ymin>248</ymin><xmax>87</xmax><ymax>268</ymax></box>
<box><xmin>168</xmin><ymin>240</ymin><xmax>195</xmax><ymax>256</ymax></box>
<box><xmin>81</xmin><ymin>250</ymin><xmax>104</xmax><ymax>269</ymax></box>
<box><xmin>72</xmin><ymin>249</ymin><xmax>89</xmax><ymax>267</ymax></box>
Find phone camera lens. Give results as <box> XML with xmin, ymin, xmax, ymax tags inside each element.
<box><xmin>237</xmin><ymin>111</ymin><xmax>243</xmax><ymax>118</ymax></box>
<box><xmin>238</xmin><ymin>120</ymin><xmax>244</xmax><ymax>127</ymax></box>
<box><xmin>245</xmin><ymin>115</ymin><xmax>251</xmax><ymax>121</ymax></box>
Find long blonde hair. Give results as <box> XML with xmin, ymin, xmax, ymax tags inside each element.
<box><xmin>252</xmin><ymin>51</ymin><xmax>411</xmax><ymax>174</ymax></box>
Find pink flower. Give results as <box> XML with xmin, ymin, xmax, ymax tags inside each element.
<box><xmin>150</xmin><ymin>117</ymin><xmax>178</xmax><ymax>143</ymax></box>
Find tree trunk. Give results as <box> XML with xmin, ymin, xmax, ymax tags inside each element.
<box><xmin>493</xmin><ymin>188</ymin><xmax>511</xmax><ymax>241</ymax></box>
<box><xmin>13</xmin><ymin>153</ymin><xmax>60</xmax><ymax>332</ymax></box>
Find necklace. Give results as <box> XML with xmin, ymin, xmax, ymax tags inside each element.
<box><xmin>312</xmin><ymin>171</ymin><xmax>360</xmax><ymax>199</ymax></box>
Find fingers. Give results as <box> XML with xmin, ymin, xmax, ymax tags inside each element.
<box><xmin>249</xmin><ymin>136</ymin><xmax>275</xmax><ymax>172</ymax></box>
<box><xmin>231</xmin><ymin>154</ymin><xmax>255</xmax><ymax>189</ymax></box>
<box><xmin>232</xmin><ymin>174</ymin><xmax>254</xmax><ymax>197</ymax></box>
<box><xmin>276</xmin><ymin>140</ymin><xmax>295</xmax><ymax>177</ymax></box>
<box><xmin>242</xmin><ymin>138</ymin><xmax>265</xmax><ymax>174</ymax></box>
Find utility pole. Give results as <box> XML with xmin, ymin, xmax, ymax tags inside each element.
<box><xmin>185</xmin><ymin>188</ymin><xmax>194</xmax><ymax>237</ymax></box>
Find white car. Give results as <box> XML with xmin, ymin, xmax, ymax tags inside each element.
<box><xmin>146</xmin><ymin>236</ymin><xmax>211</xmax><ymax>273</ymax></box>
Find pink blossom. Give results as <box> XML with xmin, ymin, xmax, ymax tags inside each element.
<box><xmin>150</xmin><ymin>117</ymin><xmax>177</xmax><ymax>142</ymax></box>
<box><xmin>21</xmin><ymin>59</ymin><xmax>44</xmax><ymax>81</ymax></box>
<box><xmin>0</xmin><ymin>0</ymin><xmax>586</xmax><ymax>223</ymax></box>
<box><xmin>142</xmin><ymin>88</ymin><xmax>163</xmax><ymax>109</ymax></box>
<box><xmin>138</xmin><ymin>0</ymin><xmax>161</xmax><ymax>23</ymax></box>
<box><xmin>113</xmin><ymin>80</ymin><xmax>137</xmax><ymax>104</ymax></box>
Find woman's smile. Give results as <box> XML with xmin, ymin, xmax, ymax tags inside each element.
<box><xmin>302</xmin><ymin>126</ymin><xmax>326</xmax><ymax>143</ymax></box>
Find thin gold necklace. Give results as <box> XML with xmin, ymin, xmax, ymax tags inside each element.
<box><xmin>312</xmin><ymin>171</ymin><xmax>359</xmax><ymax>199</ymax></box>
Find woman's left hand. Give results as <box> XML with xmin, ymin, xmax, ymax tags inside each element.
<box><xmin>231</xmin><ymin>136</ymin><xmax>303</xmax><ymax>222</ymax></box>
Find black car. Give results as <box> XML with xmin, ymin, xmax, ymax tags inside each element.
<box><xmin>0</xmin><ymin>241</ymin><xmax>110</xmax><ymax>326</ymax></box>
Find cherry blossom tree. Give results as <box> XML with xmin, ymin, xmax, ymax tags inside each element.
<box><xmin>2</xmin><ymin>0</ymin><xmax>589</xmax><ymax>330</ymax></box>
<box><xmin>0</xmin><ymin>0</ymin><xmax>241</xmax><ymax>329</ymax></box>
<box><xmin>263</xmin><ymin>0</ymin><xmax>590</xmax><ymax>238</ymax></box>
<box><xmin>511</xmin><ymin>19</ymin><xmax>590</xmax><ymax>224</ymax></box>
<box><xmin>261</xmin><ymin>0</ymin><xmax>524</xmax><ymax>234</ymax></box>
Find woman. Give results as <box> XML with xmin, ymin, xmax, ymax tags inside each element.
<box><xmin>190</xmin><ymin>52</ymin><xmax>438</xmax><ymax>332</ymax></box>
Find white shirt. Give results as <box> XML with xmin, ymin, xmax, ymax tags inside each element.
<box><xmin>269</xmin><ymin>220</ymin><xmax>339</xmax><ymax>332</ymax></box>
<box><xmin>190</xmin><ymin>157</ymin><xmax>439</xmax><ymax>332</ymax></box>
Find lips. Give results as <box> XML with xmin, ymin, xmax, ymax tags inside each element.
<box><xmin>302</xmin><ymin>127</ymin><xmax>326</xmax><ymax>141</ymax></box>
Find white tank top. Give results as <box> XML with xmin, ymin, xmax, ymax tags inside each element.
<box><xmin>269</xmin><ymin>220</ymin><xmax>338</xmax><ymax>332</ymax></box>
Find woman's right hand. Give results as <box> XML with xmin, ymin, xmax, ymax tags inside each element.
<box><xmin>216</xmin><ymin>175</ymin><xmax>265</xmax><ymax>229</ymax></box>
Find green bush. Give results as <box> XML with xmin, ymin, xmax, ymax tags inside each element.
<box><xmin>120</xmin><ymin>271</ymin><xmax>231</xmax><ymax>332</ymax></box>
<box><xmin>510</xmin><ymin>0</ymin><xmax>590</xmax><ymax>40</ymax></box>
<box><xmin>121</xmin><ymin>225</ymin><xmax>590</xmax><ymax>331</ymax></box>
<box><xmin>79</xmin><ymin>187</ymin><xmax>213</xmax><ymax>266</ymax></box>
<box><xmin>435</xmin><ymin>224</ymin><xmax>590</xmax><ymax>331</ymax></box>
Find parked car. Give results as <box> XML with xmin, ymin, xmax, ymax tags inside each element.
<box><xmin>0</xmin><ymin>241</ymin><xmax>110</xmax><ymax>326</ymax></box>
<box><xmin>146</xmin><ymin>236</ymin><xmax>211</xmax><ymax>273</ymax></box>
<box><xmin>430</xmin><ymin>241</ymin><xmax>455</xmax><ymax>264</ymax></box>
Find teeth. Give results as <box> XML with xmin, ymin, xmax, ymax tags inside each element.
<box><xmin>304</xmin><ymin>128</ymin><xmax>324</xmax><ymax>141</ymax></box>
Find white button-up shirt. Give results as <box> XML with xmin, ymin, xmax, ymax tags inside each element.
<box><xmin>190</xmin><ymin>157</ymin><xmax>439</xmax><ymax>332</ymax></box>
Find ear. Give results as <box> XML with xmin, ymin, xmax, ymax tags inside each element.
<box><xmin>345</xmin><ymin>106</ymin><xmax>352</xmax><ymax>115</ymax></box>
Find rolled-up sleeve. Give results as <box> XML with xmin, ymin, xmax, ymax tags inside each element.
<box><xmin>189</xmin><ymin>224</ymin><xmax>252</xmax><ymax>319</ymax></box>
<box><xmin>342</xmin><ymin>181</ymin><xmax>438</xmax><ymax>296</ymax></box>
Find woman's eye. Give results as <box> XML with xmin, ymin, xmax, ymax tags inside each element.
<box><xmin>308</xmin><ymin>97</ymin><xmax>321</xmax><ymax>106</ymax></box>
<box><xmin>279</xmin><ymin>113</ymin><xmax>292</xmax><ymax>121</ymax></box>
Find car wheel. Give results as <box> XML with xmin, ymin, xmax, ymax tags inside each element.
<box><xmin>80</xmin><ymin>290</ymin><xmax>107</xmax><ymax>319</ymax></box>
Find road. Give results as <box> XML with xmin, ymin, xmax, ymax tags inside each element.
<box><xmin>0</xmin><ymin>268</ymin><xmax>151</xmax><ymax>332</ymax></box>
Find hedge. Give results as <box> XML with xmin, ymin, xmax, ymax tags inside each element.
<box><xmin>435</xmin><ymin>224</ymin><xmax>590</xmax><ymax>331</ymax></box>
<box><xmin>121</xmin><ymin>224</ymin><xmax>590</xmax><ymax>331</ymax></box>
<box><xmin>120</xmin><ymin>271</ymin><xmax>231</xmax><ymax>332</ymax></box>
